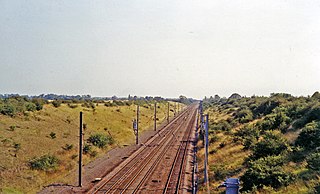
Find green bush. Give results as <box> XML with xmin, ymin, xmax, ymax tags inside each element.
<box><xmin>52</xmin><ymin>100</ymin><xmax>62</xmax><ymax>108</ymax></box>
<box><xmin>0</xmin><ymin>103</ymin><xmax>16</xmax><ymax>116</ymax></box>
<box><xmin>25</xmin><ymin>102</ymin><xmax>37</xmax><ymax>111</ymax></box>
<box><xmin>62</xmin><ymin>144</ymin><xmax>73</xmax><ymax>151</ymax></box>
<box><xmin>88</xmin><ymin>133</ymin><xmax>114</xmax><ymax>148</ymax></box>
<box><xmin>49</xmin><ymin>132</ymin><xmax>56</xmax><ymax>139</ymax></box>
<box><xmin>251</xmin><ymin>130</ymin><xmax>289</xmax><ymax>159</ymax></box>
<box><xmin>83</xmin><ymin>144</ymin><xmax>92</xmax><ymax>154</ymax></box>
<box><xmin>234</xmin><ymin>124</ymin><xmax>260</xmax><ymax>149</ymax></box>
<box><xmin>296</xmin><ymin>122</ymin><xmax>320</xmax><ymax>150</ymax></box>
<box><xmin>306</xmin><ymin>152</ymin><xmax>320</xmax><ymax>171</ymax></box>
<box><xmin>241</xmin><ymin>155</ymin><xmax>294</xmax><ymax>191</ymax></box>
<box><xmin>29</xmin><ymin>155</ymin><xmax>59</xmax><ymax>171</ymax></box>
<box><xmin>294</xmin><ymin>105</ymin><xmax>320</xmax><ymax>128</ymax></box>
<box><xmin>235</xmin><ymin>108</ymin><xmax>253</xmax><ymax>123</ymax></box>
<box><xmin>211</xmin><ymin>120</ymin><xmax>232</xmax><ymax>131</ymax></box>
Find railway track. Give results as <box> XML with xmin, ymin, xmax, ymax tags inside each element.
<box><xmin>88</xmin><ymin>104</ymin><xmax>198</xmax><ymax>194</ymax></box>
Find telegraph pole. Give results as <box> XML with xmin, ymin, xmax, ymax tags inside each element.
<box><xmin>204</xmin><ymin>114</ymin><xmax>210</xmax><ymax>193</ymax></box>
<box><xmin>136</xmin><ymin>105</ymin><xmax>139</xmax><ymax>145</ymax></box>
<box><xmin>167</xmin><ymin>102</ymin><xmax>170</xmax><ymax>124</ymax></box>
<box><xmin>154</xmin><ymin>102</ymin><xmax>157</xmax><ymax>131</ymax></box>
<box><xmin>78</xmin><ymin>112</ymin><xmax>83</xmax><ymax>187</ymax></box>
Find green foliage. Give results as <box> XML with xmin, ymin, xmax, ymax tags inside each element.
<box><xmin>211</xmin><ymin>120</ymin><xmax>232</xmax><ymax>131</ymax></box>
<box><xmin>0</xmin><ymin>96</ymin><xmax>45</xmax><ymax>116</ymax></box>
<box><xmin>241</xmin><ymin>155</ymin><xmax>294</xmax><ymax>191</ymax></box>
<box><xmin>29</xmin><ymin>155</ymin><xmax>59</xmax><ymax>171</ymax></box>
<box><xmin>25</xmin><ymin>102</ymin><xmax>37</xmax><ymax>111</ymax></box>
<box><xmin>252</xmin><ymin>99</ymin><xmax>280</xmax><ymax>118</ymax></box>
<box><xmin>8</xmin><ymin>125</ymin><xmax>16</xmax><ymax>131</ymax></box>
<box><xmin>210</xmin><ymin>164</ymin><xmax>229</xmax><ymax>180</ymax></box>
<box><xmin>87</xmin><ymin>133</ymin><xmax>114</xmax><ymax>148</ymax></box>
<box><xmin>83</xmin><ymin>144</ymin><xmax>92</xmax><ymax>154</ymax></box>
<box><xmin>294</xmin><ymin>105</ymin><xmax>320</xmax><ymax>128</ymax></box>
<box><xmin>13</xmin><ymin>143</ymin><xmax>21</xmax><ymax>151</ymax></box>
<box><xmin>52</xmin><ymin>100</ymin><xmax>62</xmax><ymax>108</ymax></box>
<box><xmin>259</xmin><ymin>111</ymin><xmax>290</xmax><ymax>132</ymax></box>
<box><xmin>82</xmin><ymin>101</ymin><xmax>95</xmax><ymax>108</ymax></box>
<box><xmin>234</xmin><ymin>108</ymin><xmax>253</xmax><ymax>123</ymax></box>
<box><xmin>0</xmin><ymin>103</ymin><xmax>16</xmax><ymax>116</ymax></box>
<box><xmin>49</xmin><ymin>132</ymin><xmax>56</xmax><ymax>139</ymax></box>
<box><xmin>31</xmin><ymin>98</ymin><xmax>45</xmax><ymax>111</ymax></box>
<box><xmin>234</xmin><ymin>124</ymin><xmax>260</xmax><ymax>149</ymax></box>
<box><xmin>62</xmin><ymin>144</ymin><xmax>73</xmax><ymax>151</ymax></box>
<box><xmin>251</xmin><ymin>130</ymin><xmax>289</xmax><ymax>159</ymax></box>
<box><xmin>306</xmin><ymin>152</ymin><xmax>320</xmax><ymax>171</ymax></box>
<box><xmin>296</xmin><ymin>122</ymin><xmax>320</xmax><ymax>150</ymax></box>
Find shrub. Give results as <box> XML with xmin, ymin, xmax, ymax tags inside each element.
<box><xmin>32</xmin><ymin>98</ymin><xmax>45</xmax><ymax>110</ymax></box>
<box><xmin>88</xmin><ymin>133</ymin><xmax>114</xmax><ymax>148</ymax></box>
<box><xmin>29</xmin><ymin>155</ymin><xmax>59</xmax><ymax>171</ymax></box>
<box><xmin>62</xmin><ymin>144</ymin><xmax>73</xmax><ymax>151</ymax></box>
<box><xmin>49</xmin><ymin>132</ymin><xmax>56</xmax><ymax>139</ymax></box>
<box><xmin>210</xmin><ymin>164</ymin><xmax>229</xmax><ymax>180</ymax></box>
<box><xmin>83</xmin><ymin>144</ymin><xmax>92</xmax><ymax>154</ymax></box>
<box><xmin>296</xmin><ymin>122</ymin><xmax>320</xmax><ymax>150</ymax></box>
<box><xmin>251</xmin><ymin>130</ymin><xmax>289</xmax><ymax>159</ymax></box>
<box><xmin>90</xmin><ymin>150</ymin><xmax>98</xmax><ymax>157</ymax></box>
<box><xmin>52</xmin><ymin>100</ymin><xmax>62</xmax><ymax>108</ymax></box>
<box><xmin>306</xmin><ymin>152</ymin><xmax>320</xmax><ymax>171</ymax></box>
<box><xmin>67</xmin><ymin>103</ymin><xmax>78</xmax><ymax>109</ymax></box>
<box><xmin>0</xmin><ymin>103</ymin><xmax>16</xmax><ymax>116</ymax></box>
<box><xmin>235</xmin><ymin>108</ymin><xmax>253</xmax><ymax>123</ymax></box>
<box><xmin>294</xmin><ymin>105</ymin><xmax>320</xmax><ymax>128</ymax></box>
<box><xmin>13</xmin><ymin>143</ymin><xmax>21</xmax><ymax>151</ymax></box>
<box><xmin>25</xmin><ymin>102</ymin><xmax>37</xmax><ymax>111</ymax></box>
<box><xmin>8</xmin><ymin>125</ymin><xmax>16</xmax><ymax>131</ymax></box>
<box><xmin>234</xmin><ymin>124</ymin><xmax>260</xmax><ymax>149</ymax></box>
<box><xmin>241</xmin><ymin>155</ymin><xmax>294</xmax><ymax>191</ymax></box>
<box><xmin>211</xmin><ymin>120</ymin><xmax>232</xmax><ymax>131</ymax></box>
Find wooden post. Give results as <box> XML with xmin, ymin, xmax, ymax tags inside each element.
<box><xmin>154</xmin><ymin>102</ymin><xmax>157</xmax><ymax>131</ymax></box>
<box><xmin>136</xmin><ymin>105</ymin><xmax>139</xmax><ymax>145</ymax></box>
<box><xmin>167</xmin><ymin>102</ymin><xmax>170</xmax><ymax>124</ymax></box>
<box><xmin>78</xmin><ymin>112</ymin><xmax>83</xmax><ymax>187</ymax></box>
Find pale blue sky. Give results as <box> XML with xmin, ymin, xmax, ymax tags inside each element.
<box><xmin>1</xmin><ymin>0</ymin><xmax>320</xmax><ymax>99</ymax></box>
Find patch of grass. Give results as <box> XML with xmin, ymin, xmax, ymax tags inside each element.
<box><xmin>0</xmin><ymin>101</ymin><xmax>182</xmax><ymax>193</ymax></box>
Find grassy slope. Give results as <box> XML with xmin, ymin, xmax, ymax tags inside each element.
<box><xmin>197</xmin><ymin>107</ymin><xmax>250</xmax><ymax>193</ymax></box>
<box><xmin>0</xmin><ymin>101</ymin><xmax>183</xmax><ymax>193</ymax></box>
<box><xmin>198</xmin><ymin>106</ymin><xmax>319</xmax><ymax>194</ymax></box>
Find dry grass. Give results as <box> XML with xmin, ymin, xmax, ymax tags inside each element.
<box><xmin>0</xmin><ymin>101</ymin><xmax>183</xmax><ymax>193</ymax></box>
<box><xmin>197</xmin><ymin>108</ymin><xmax>251</xmax><ymax>194</ymax></box>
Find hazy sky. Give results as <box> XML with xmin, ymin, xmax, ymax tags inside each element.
<box><xmin>1</xmin><ymin>0</ymin><xmax>320</xmax><ymax>99</ymax></box>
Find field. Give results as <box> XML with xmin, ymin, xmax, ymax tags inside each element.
<box><xmin>0</xmin><ymin>101</ymin><xmax>183</xmax><ymax>193</ymax></box>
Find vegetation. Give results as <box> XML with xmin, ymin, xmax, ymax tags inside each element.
<box><xmin>0</xmin><ymin>96</ymin><xmax>46</xmax><ymax>116</ymax></box>
<box><xmin>0</xmin><ymin>99</ymin><xmax>183</xmax><ymax>193</ymax></box>
<box><xmin>87</xmin><ymin>133</ymin><xmax>114</xmax><ymax>148</ymax></box>
<box><xmin>199</xmin><ymin>92</ymin><xmax>320</xmax><ymax>193</ymax></box>
<box><xmin>29</xmin><ymin>155</ymin><xmax>59</xmax><ymax>171</ymax></box>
